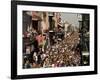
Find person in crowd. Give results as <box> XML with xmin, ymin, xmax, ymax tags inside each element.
<box><xmin>25</xmin><ymin>46</ymin><xmax>31</xmax><ymax>59</ymax></box>
<box><xmin>36</xmin><ymin>33</ymin><xmax>45</xmax><ymax>49</ymax></box>
<box><xmin>24</xmin><ymin>59</ymin><xmax>32</xmax><ymax>69</ymax></box>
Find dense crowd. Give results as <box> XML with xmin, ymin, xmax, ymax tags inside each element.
<box><xmin>23</xmin><ymin>28</ymin><xmax>81</xmax><ymax>69</ymax></box>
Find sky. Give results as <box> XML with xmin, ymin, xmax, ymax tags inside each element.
<box><xmin>61</xmin><ymin>12</ymin><xmax>80</xmax><ymax>27</ymax></box>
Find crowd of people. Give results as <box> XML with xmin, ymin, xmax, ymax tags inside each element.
<box><xmin>23</xmin><ymin>27</ymin><xmax>81</xmax><ymax>69</ymax></box>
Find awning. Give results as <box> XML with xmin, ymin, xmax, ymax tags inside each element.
<box><xmin>32</xmin><ymin>11</ymin><xmax>42</xmax><ymax>21</ymax></box>
<box><xmin>32</xmin><ymin>15</ymin><xmax>42</xmax><ymax>21</ymax></box>
<box><xmin>26</xmin><ymin>11</ymin><xmax>42</xmax><ymax>21</ymax></box>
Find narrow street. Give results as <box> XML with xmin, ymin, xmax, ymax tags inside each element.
<box><xmin>23</xmin><ymin>11</ymin><xmax>89</xmax><ymax>69</ymax></box>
